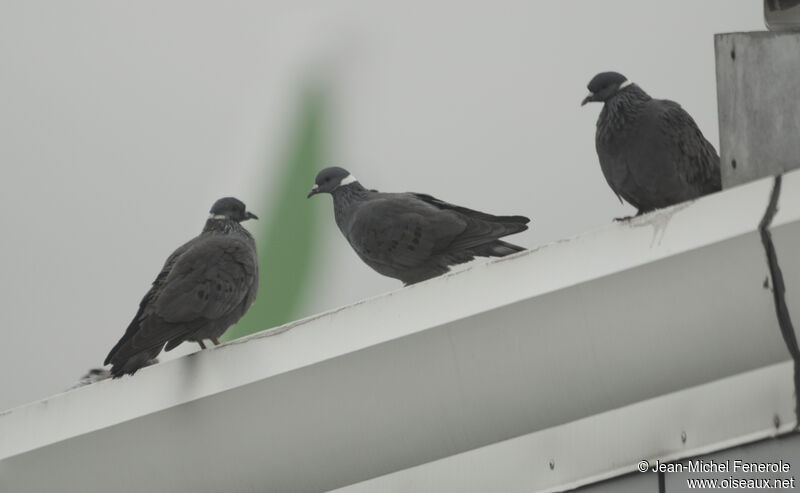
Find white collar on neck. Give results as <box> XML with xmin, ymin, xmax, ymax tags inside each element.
<box><xmin>618</xmin><ymin>80</ymin><xmax>633</xmax><ymax>90</ymax></box>
<box><xmin>339</xmin><ymin>174</ymin><xmax>358</xmax><ymax>186</ymax></box>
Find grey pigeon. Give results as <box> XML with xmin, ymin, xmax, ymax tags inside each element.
<box><xmin>582</xmin><ymin>71</ymin><xmax>721</xmax><ymax>219</ymax></box>
<box><xmin>307</xmin><ymin>167</ymin><xmax>530</xmax><ymax>285</ymax></box>
<box><xmin>104</xmin><ymin>197</ymin><xmax>259</xmax><ymax>377</ymax></box>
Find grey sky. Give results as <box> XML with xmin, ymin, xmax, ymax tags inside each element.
<box><xmin>0</xmin><ymin>1</ymin><xmax>762</xmax><ymax>410</ymax></box>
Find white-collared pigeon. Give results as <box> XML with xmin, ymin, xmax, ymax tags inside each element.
<box><xmin>104</xmin><ymin>197</ymin><xmax>259</xmax><ymax>377</ymax></box>
<box><xmin>582</xmin><ymin>71</ymin><xmax>721</xmax><ymax>219</ymax></box>
<box><xmin>308</xmin><ymin>167</ymin><xmax>530</xmax><ymax>285</ymax></box>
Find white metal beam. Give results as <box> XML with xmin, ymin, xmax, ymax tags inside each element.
<box><xmin>1</xmin><ymin>171</ymin><xmax>799</xmax><ymax>493</ymax></box>
<box><xmin>332</xmin><ymin>361</ymin><xmax>796</xmax><ymax>493</ymax></box>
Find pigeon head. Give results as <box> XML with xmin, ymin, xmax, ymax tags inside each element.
<box><xmin>581</xmin><ymin>71</ymin><xmax>632</xmax><ymax>106</ymax></box>
<box><xmin>209</xmin><ymin>197</ymin><xmax>258</xmax><ymax>222</ymax></box>
<box><xmin>307</xmin><ymin>167</ymin><xmax>359</xmax><ymax>198</ymax></box>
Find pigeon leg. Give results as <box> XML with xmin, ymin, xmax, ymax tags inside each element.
<box><xmin>198</xmin><ymin>340</ymin><xmax>207</xmax><ymax>350</ymax></box>
<box><xmin>212</xmin><ymin>338</ymin><xmax>221</xmax><ymax>346</ymax></box>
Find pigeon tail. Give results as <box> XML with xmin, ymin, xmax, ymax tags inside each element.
<box><xmin>103</xmin><ymin>317</ymin><xmax>140</xmax><ymax>366</ymax></box>
<box><xmin>496</xmin><ymin>221</ymin><xmax>530</xmax><ymax>237</ymax></box>
<box><xmin>109</xmin><ymin>365</ymin><xmax>135</xmax><ymax>379</ymax></box>
<box><xmin>471</xmin><ymin>239</ymin><xmax>526</xmax><ymax>258</ymax></box>
<box><xmin>108</xmin><ymin>351</ymin><xmax>159</xmax><ymax>378</ymax></box>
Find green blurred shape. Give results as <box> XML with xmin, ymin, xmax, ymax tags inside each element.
<box><xmin>223</xmin><ymin>86</ymin><xmax>326</xmax><ymax>341</ymax></box>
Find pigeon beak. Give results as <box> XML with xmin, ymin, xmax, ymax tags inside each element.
<box><xmin>245</xmin><ymin>211</ymin><xmax>258</xmax><ymax>221</ymax></box>
<box><xmin>581</xmin><ymin>93</ymin><xmax>595</xmax><ymax>106</ymax></box>
<box><xmin>307</xmin><ymin>185</ymin><xmax>319</xmax><ymax>198</ymax></box>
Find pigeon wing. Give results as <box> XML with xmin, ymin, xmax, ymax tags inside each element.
<box><xmin>346</xmin><ymin>195</ymin><xmax>467</xmax><ymax>269</ymax></box>
<box><xmin>103</xmin><ymin>238</ymin><xmax>196</xmax><ymax>366</ymax></box>
<box><xmin>412</xmin><ymin>193</ymin><xmax>529</xmax><ymax>252</ymax></box>
<box><xmin>659</xmin><ymin>100</ymin><xmax>721</xmax><ymax>194</ymax></box>
<box><xmin>128</xmin><ymin>235</ymin><xmax>257</xmax><ymax>350</ymax></box>
<box><xmin>155</xmin><ymin>236</ymin><xmax>256</xmax><ymax>322</ymax></box>
<box><xmin>410</xmin><ymin>193</ymin><xmax>530</xmax><ymax>224</ymax></box>
<box><xmin>441</xmin><ymin>215</ymin><xmax>528</xmax><ymax>252</ymax></box>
